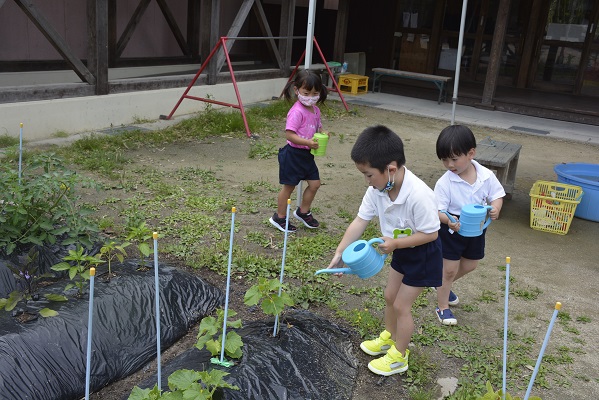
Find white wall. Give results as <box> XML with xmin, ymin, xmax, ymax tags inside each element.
<box><xmin>0</xmin><ymin>78</ymin><xmax>288</xmax><ymax>141</ymax></box>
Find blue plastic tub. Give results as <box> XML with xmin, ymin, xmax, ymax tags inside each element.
<box><xmin>554</xmin><ymin>163</ymin><xmax>599</xmax><ymax>222</ymax></box>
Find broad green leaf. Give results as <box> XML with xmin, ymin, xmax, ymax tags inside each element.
<box><xmin>45</xmin><ymin>293</ymin><xmax>68</xmax><ymax>302</ymax></box>
<box><xmin>168</xmin><ymin>369</ymin><xmax>202</xmax><ymax>391</ymax></box>
<box><xmin>243</xmin><ymin>285</ymin><xmax>261</xmax><ymax>306</ymax></box>
<box><xmin>39</xmin><ymin>308</ymin><xmax>58</xmax><ymax>317</ymax></box>
<box><xmin>127</xmin><ymin>386</ymin><xmax>153</xmax><ymax>400</ymax></box>
<box><xmin>51</xmin><ymin>262</ymin><xmax>71</xmax><ymax>271</ymax></box>
<box><xmin>204</xmin><ymin>339</ymin><xmax>221</xmax><ymax>356</ymax></box>
<box><xmin>139</xmin><ymin>243</ymin><xmax>151</xmax><ymax>257</ymax></box>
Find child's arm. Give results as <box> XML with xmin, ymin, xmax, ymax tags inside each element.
<box><xmin>326</xmin><ymin>217</ymin><xmax>369</xmax><ymax>270</ymax></box>
<box><xmin>285</xmin><ymin>130</ymin><xmax>318</xmax><ymax>149</ymax></box>
<box><xmin>379</xmin><ymin>231</ymin><xmax>438</xmax><ymax>253</ymax></box>
<box><xmin>489</xmin><ymin>197</ymin><xmax>504</xmax><ymax>220</ymax></box>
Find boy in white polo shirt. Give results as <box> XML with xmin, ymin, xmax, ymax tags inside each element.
<box><xmin>434</xmin><ymin>125</ymin><xmax>505</xmax><ymax>326</ymax></box>
<box><xmin>325</xmin><ymin>125</ymin><xmax>442</xmax><ymax>376</ymax></box>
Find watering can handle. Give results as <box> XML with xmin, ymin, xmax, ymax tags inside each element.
<box><xmin>482</xmin><ymin>205</ymin><xmax>493</xmax><ymax>230</ymax></box>
<box><xmin>367</xmin><ymin>237</ymin><xmax>388</xmax><ymax>260</ymax></box>
<box><xmin>440</xmin><ymin>210</ymin><xmax>457</xmax><ymax>234</ymax></box>
<box><xmin>315</xmin><ymin>267</ymin><xmax>351</xmax><ymax>275</ymax></box>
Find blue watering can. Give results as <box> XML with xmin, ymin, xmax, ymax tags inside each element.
<box><xmin>441</xmin><ymin>204</ymin><xmax>493</xmax><ymax>237</ymax></box>
<box><xmin>315</xmin><ymin>238</ymin><xmax>387</xmax><ymax>279</ymax></box>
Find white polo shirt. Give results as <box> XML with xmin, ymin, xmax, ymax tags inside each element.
<box><xmin>434</xmin><ymin>160</ymin><xmax>506</xmax><ymax>215</ymax></box>
<box><xmin>357</xmin><ymin>166</ymin><xmax>440</xmax><ymax>237</ymax></box>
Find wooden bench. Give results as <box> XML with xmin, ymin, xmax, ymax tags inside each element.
<box><xmin>371</xmin><ymin>68</ymin><xmax>452</xmax><ymax>104</ymax></box>
<box><xmin>475</xmin><ymin>137</ymin><xmax>522</xmax><ymax>199</ymax></box>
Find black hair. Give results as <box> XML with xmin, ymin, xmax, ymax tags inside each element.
<box><xmin>436</xmin><ymin>125</ymin><xmax>477</xmax><ymax>159</ymax></box>
<box><xmin>351</xmin><ymin>125</ymin><xmax>406</xmax><ymax>172</ymax></box>
<box><xmin>283</xmin><ymin>69</ymin><xmax>327</xmax><ymax>104</ymax></box>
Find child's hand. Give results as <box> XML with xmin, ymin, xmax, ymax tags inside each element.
<box><xmin>448</xmin><ymin>219</ymin><xmax>460</xmax><ymax>232</ymax></box>
<box><xmin>489</xmin><ymin>206</ymin><xmax>500</xmax><ymax>220</ymax></box>
<box><xmin>308</xmin><ymin>139</ymin><xmax>319</xmax><ymax>149</ymax></box>
<box><xmin>378</xmin><ymin>236</ymin><xmax>396</xmax><ymax>254</ymax></box>
<box><xmin>326</xmin><ymin>253</ymin><xmax>344</xmax><ymax>276</ymax></box>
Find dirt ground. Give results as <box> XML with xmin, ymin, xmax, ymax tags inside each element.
<box><xmin>87</xmin><ymin>105</ymin><xmax>599</xmax><ymax>400</ymax></box>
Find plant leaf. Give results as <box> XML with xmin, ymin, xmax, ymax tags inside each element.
<box><xmin>39</xmin><ymin>308</ymin><xmax>59</xmax><ymax>317</ymax></box>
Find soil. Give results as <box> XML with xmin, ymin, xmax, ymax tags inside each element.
<box><xmin>62</xmin><ymin>105</ymin><xmax>599</xmax><ymax>400</ymax></box>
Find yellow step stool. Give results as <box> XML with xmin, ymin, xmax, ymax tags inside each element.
<box><xmin>338</xmin><ymin>74</ymin><xmax>369</xmax><ymax>95</ymax></box>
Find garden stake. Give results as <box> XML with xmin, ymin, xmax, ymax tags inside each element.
<box><xmin>153</xmin><ymin>232</ymin><xmax>162</xmax><ymax>390</ymax></box>
<box><xmin>18</xmin><ymin>123</ymin><xmax>23</xmax><ymax>185</ymax></box>
<box><xmin>273</xmin><ymin>199</ymin><xmax>291</xmax><ymax>337</ymax></box>
<box><xmin>524</xmin><ymin>301</ymin><xmax>562</xmax><ymax>400</ymax></box>
<box><xmin>502</xmin><ymin>256</ymin><xmax>511</xmax><ymax>400</ymax></box>
<box><xmin>85</xmin><ymin>267</ymin><xmax>96</xmax><ymax>400</ymax></box>
<box><xmin>211</xmin><ymin>207</ymin><xmax>236</xmax><ymax>367</ymax></box>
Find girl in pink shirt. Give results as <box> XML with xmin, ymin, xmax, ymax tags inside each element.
<box><xmin>269</xmin><ymin>70</ymin><xmax>328</xmax><ymax>232</ymax></box>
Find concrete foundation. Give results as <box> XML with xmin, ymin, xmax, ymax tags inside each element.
<box><xmin>0</xmin><ymin>78</ymin><xmax>288</xmax><ymax>142</ymax></box>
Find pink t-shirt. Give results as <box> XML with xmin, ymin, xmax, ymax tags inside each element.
<box><xmin>285</xmin><ymin>101</ymin><xmax>323</xmax><ymax>150</ymax></box>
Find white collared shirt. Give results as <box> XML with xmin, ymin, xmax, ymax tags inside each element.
<box><xmin>434</xmin><ymin>160</ymin><xmax>506</xmax><ymax>215</ymax></box>
<box><xmin>357</xmin><ymin>166</ymin><xmax>440</xmax><ymax>237</ymax></box>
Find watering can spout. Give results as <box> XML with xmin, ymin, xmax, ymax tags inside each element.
<box><xmin>315</xmin><ymin>268</ymin><xmax>352</xmax><ymax>275</ymax></box>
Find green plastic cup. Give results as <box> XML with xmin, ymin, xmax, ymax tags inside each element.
<box><xmin>311</xmin><ymin>133</ymin><xmax>328</xmax><ymax>156</ymax></box>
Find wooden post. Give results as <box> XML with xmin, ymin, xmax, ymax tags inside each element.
<box><xmin>187</xmin><ymin>0</ymin><xmax>201</xmax><ymax>59</ymax></box>
<box><xmin>333</xmin><ymin>0</ymin><xmax>349</xmax><ymax>64</ymax></box>
<box><xmin>200</xmin><ymin>0</ymin><xmax>220</xmax><ymax>85</ymax></box>
<box><xmin>279</xmin><ymin>0</ymin><xmax>296</xmax><ymax>73</ymax></box>
<box><xmin>88</xmin><ymin>0</ymin><xmax>109</xmax><ymax>95</ymax></box>
<box><xmin>479</xmin><ymin>0</ymin><xmax>511</xmax><ymax>107</ymax></box>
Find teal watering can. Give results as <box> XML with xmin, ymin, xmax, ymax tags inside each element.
<box><xmin>441</xmin><ymin>204</ymin><xmax>493</xmax><ymax>237</ymax></box>
<box><xmin>315</xmin><ymin>238</ymin><xmax>387</xmax><ymax>279</ymax></box>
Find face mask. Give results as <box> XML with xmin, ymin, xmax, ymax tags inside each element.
<box><xmin>297</xmin><ymin>93</ymin><xmax>319</xmax><ymax>107</ymax></box>
<box><xmin>379</xmin><ymin>166</ymin><xmax>395</xmax><ymax>193</ymax></box>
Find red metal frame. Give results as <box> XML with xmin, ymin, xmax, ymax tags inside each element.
<box><xmin>283</xmin><ymin>37</ymin><xmax>349</xmax><ymax>111</ymax></box>
<box><xmin>161</xmin><ymin>37</ymin><xmax>253</xmax><ymax>138</ymax></box>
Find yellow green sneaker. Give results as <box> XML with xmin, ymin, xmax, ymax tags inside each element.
<box><xmin>359</xmin><ymin>330</ymin><xmax>395</xmax><ymax>356</ymax></box>
<box><xmin>367</xmin><ymin>345</ymin><xmax>409</xmax><ymax>376</ymax></box>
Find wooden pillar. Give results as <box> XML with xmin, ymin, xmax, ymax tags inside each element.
<box><xmin>200</xmin><ymin>0</ymin><xmax>220</xmax><ymax>84</ymax></box>
<box><xmin>108</xmin><ymin>0</ymin><xmax>116</xmax><ymax>67</ymax></box>
<box><xmin>187</xmin><ymin>0</ymin><xmax>201</xmax><ymax>59</ymax></box>
<box><xmin>479</xmin><ymin>0</ymin><xmax>510</xmax><ymax>107</ymax></box>
<box><xmin>427</xmin><ymin>0</ymin><xmax>445</xmax><ymax>73</ymax></box>
<box><xmin>279</xmin><ymin>0</ymin><xmax>296</xmax><ymax>73</ymax></box>
<box><xmin>88</xmin><ymin>0</ymin><xmax>109</xmax><ymax>94</ymax></box>
<box><xmin>333</xmin><ymin>0</ymin><xmax>349</xmax><ymax>63</ymax></box>
<box><xmin>517</xmin><ymin>0</ymin><xmax>545</xmax><ymax>88</ymax></box>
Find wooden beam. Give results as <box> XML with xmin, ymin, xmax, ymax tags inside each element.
<box><xmin>108</xmin><ymin>0</ymin><xmax>117</xmax><ymax>67</ymax></box>
<box><xmin>116</xmin><ymin>0</ymin><xmax>152</xmax><ymax>58</ymax></box>
<box><xmin>87</xmin><ymin>0</ymin><xmax>109</xmax><ymax>94</ymax></box>
<box><xmin>13</xmin><ymin>0</ymin><xmax>95</xmax><ymax>84</ymax></box>
<box><xmin>200</xmin><ymin>0</ymin><xmax>220</xmax><ymax>84</ymax></box>
<box><xmin>187</xmin><ymin>0</ymin><xmax>201</xmax><ymax>57</ymax></box>
<box><xmin>480</xmin><ymin>0</ymin><xmax>511</xmax><ymax>105</ymax></box>
<box><xmin>252</xmin><ymin>0</ymin><xmax>284</xmax><ymax>69</ymax></box>
<box><xmin>427</xmin><ymin>0</ymin><xmax>445</xmax><ymax>73</ymax></box>
<box><xmin>156</xmin><ymin>0</ymin><xmax>191</xmax><ymax>56</ymax></box>
<box><xmin>517</xmin><ymin>0</ymin><xmax>542</xmax><ymax>88</ymax></box>
<box><xmin>333</xmin><ymin>0</ymin><xmax>348</xmax><ymax>63</ymax></box>
<box><xmin>215</xmin><ymin>0</ymin><xmax>255</xmax><ymax>72</ymax></box>
<box><xmin>278</xmin><ymin>0</ymin><xmax>295</xmax><ymax>72</ymax></box>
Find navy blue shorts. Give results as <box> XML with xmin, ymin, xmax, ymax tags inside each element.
<box><xmin>390</xmin><ymin>236</ymin><xmax>443</xmax><ymax>287</ymax></box>
<box><xmin>439</xmin><ymin>223</ymin><xmax>486</xmax><ymax>260</ymax></box>
<box><xmin>278</xmin><ymin>144</ymin><xmax>320</xmax><ymax>185</ymax></box>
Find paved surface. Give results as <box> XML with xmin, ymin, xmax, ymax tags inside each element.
<box><xmin>30</xmin><ymin>91</ymin><xmax>599</xmax><ymax>147</ymax></box>
<box><xmin>337</xmin><ymin>92</ymin><xmax>599</xmax><ymax>145</ymax></box>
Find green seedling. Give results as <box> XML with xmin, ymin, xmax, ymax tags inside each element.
<box><xmin>195</xmin><ymin>309</ymin><xmax>243</xmax><ymax>360</ymax></box>
<box><xmin>99</xmin><ymin>240</ymin><xmax>130</xmax><ymax>278</ymax></box>
<box><xmin>128</xmin><ymin>368</ymin><xmax>239</xmax><ymax>400</ymax></box>
<box><xmin>52</xmin><ymin>245</ymin><xmax>103</xmax><ymax>296</ymax></box>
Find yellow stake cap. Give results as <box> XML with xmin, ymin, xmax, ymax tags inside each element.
<box><xmin>90</xmin><ymin>267</ymin><xmax>96</xmax><ymax>276</ymax></box>
<box><xmin>287</xmin><ymin>199</ymin><xmax>291</xmax><ymax>205</ymax></box>
<box><xmin>555</xmin><ymin>302</ymin><xmax>562</xmax><ymax>310</ymax></box>
<box><xmin>506</xmin><ymin>256</ymin><xmax>511</xmax><ymax>263</ymax></box>
<box><xmin>232</xmin><ymin>206</ymin><xmax>236</xmax><ymax>213</ymax></box>
<box><xmin>20</xmin><ymin>123</ymin><xmax>23</xmax><ymax>128</ymax></box>
<box><xmin>153</xmin><ymin>232</ymin><xmax>158</xmax><ymax>239</ymax></box>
